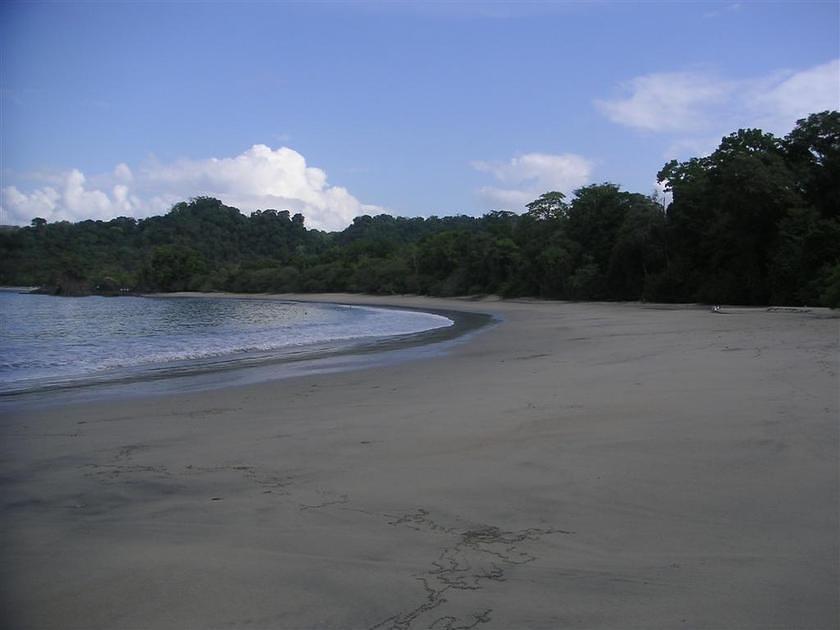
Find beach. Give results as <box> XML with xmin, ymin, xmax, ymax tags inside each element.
<box><xmin>1</xmin><ymin>295</ymin><xmax>838</xmax><ymax>629</ymax></box>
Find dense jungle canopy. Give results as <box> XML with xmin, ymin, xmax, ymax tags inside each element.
<box><xmin>2</xmin><ymin>112</ymin><xmax>839</xmax><ymax>306</ymax></box>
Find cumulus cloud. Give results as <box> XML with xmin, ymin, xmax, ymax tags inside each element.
<box><xmin>2</xmin><ymin>169</ymin><xmax>139</xmax><ymax>224</ymax></box>
<box><xmin>1</xmin><ymin>145</ymin><xmax>381</xmax><ymax>231</ymax></box>
<box><xmin>472</xmin><ymin>152</ymin><xmax>593</xmax><ymax>209</ymax></box>
<box><xmin>596</xmin><ymin>59</ymin><xmax>840</xmax><ymax>137</ymax></box>
<box><xmin>113</xmin><ymin>163</ymin><xmax>133</xmax><ymax>182</ymax></box>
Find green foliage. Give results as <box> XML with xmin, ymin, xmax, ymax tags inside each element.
<box><xmin>818</xmin><ymin>263</ymin><xmax>840</xmax><ymax>308</ymax></box>
<box><xmin>1</xmin><ymin>114</ymin><xmax>838</xmax><ymax>306</ymax></box>
<box><xmin>525</xmin><ymin>191</ymin><xmax>568</xmax><ymax>221</ymax></box>
<box><xmin>784</xmin><ymin>111</ymin><xmax>840</xmax><ymax>220</ymax></box>
<box><xmin>658</xmin><ymin>113</ymin><xmax>840</xmax><ymax>305</ymax></box>
<box><xmin>140</xmin><ymin>245</ymin><xmax>207</xmax><ymax>292</ymax></box>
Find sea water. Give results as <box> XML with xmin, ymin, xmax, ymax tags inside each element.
<box><xmin>0</xmin><ymin>292</ymin><xmax>453</xmax><ymax>395</ymax></box>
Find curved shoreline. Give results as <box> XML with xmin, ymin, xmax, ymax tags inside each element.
<box><xmin>1</xmin><ymin>293</ymin><xmax>498</xmax><ymax>407</ymax></box>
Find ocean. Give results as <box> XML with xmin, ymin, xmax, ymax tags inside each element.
<box><xmin>0</xmin><ymin>292</ymin><xmax>455</xmax><ymax>396</ymax></box>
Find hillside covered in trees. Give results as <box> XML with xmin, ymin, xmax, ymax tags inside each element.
<box><xmin>2</xmin><ymin>112</ymin><xmax>838</xmax><ymax>306</ymax></box>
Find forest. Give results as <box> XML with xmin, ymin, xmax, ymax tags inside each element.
<box><xmin>1</xmin><ymin>112</ymin><xmax>838</xmax><ymax>307</ymax></box>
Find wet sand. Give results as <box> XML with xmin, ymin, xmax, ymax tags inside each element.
<box><xmin>1</xmin><ymin>295</ymin><xmax>838</xmax><ymax>629</ymax></box>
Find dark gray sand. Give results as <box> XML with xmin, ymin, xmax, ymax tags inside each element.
<box><xmin>2</xmin><ymin>296</ymin><xmax>837</xmax><ymax>629</ymax></box>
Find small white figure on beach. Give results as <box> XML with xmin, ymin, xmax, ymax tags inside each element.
<box><xmin>713</xmin><ymin>305</ymin><xmax>721</xmax><ymax>313</ymax></box>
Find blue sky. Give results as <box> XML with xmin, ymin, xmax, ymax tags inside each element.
<box><xmin>1</xmin><ymin>1</ymin><xmax>838</xmax><ymax>230</ymax></box>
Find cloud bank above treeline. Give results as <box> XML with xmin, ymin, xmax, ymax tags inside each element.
<box><xmin>3</xmin><ymin>58</ymin><xmax>836</xmax><ymax>231</ymax></box>
<box><xmin>1</xmin><ymin>145</ymin><xmax>383</xmax><ymax>231</ymax></box>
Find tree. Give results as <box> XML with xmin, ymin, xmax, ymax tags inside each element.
<box><xmin>565</xmin><ymin>183</ymin><xmax>629</xmax><ymax>297</ymax></box>
<box><xmin>607</xmin><ymin>197</ymin><xmax>666</xmax><ymax>300</ymax></box>
<box><xmin>525</xmin><ymin>191</ymin><xmax>567</xmax><ymax>221</ymax></box>
<box><xmin>658</xmin><ymin>128</ymin><xmax>802</xmax><ymax>304</ymax></box>
<box><xmin>140</xmin><ymin>245</ymin><xmax>207</xmax><ymax>292</ymax></box>
<box><xmin>785</xmin><ymin>111</ymin><xmax>840</xmax><ymax>219</ymax></box>
<box><xmin>2</xmin><ymin>113</ymin><xmax>837</xmax><ymax>305</ymax></box>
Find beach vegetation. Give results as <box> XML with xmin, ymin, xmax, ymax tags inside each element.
<box><xmin>1</xmin><ymin>113</ymin><xmax>838</xmax><ymax>306</ymax></box>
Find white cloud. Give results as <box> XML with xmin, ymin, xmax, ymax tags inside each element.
<box><xmin>1</xmin><ymin>145</ymin><xmax>381</xmax><ymax>231</ymax></box>
<box><xmin>1</xmin><ymin>169</ymin><xmax>139</xmax><ymax>224</ymax></box>
<box><xmin>113</xmin><ymin>163</ymin><xmax>133</xmax><ymax>182</ymax></box>
<box><xmin>2</xmin><ymin>185</ymin><xmax>60</xmax><ymax>219</ymax></box>
<box><xmin>747</xmin><ymin>60</ymin><xmax>840</xmax><ymax>131</ymax></box>
<box><xmin>596</xmin><ymin>72</ymin><xmax>734</xmax><ymax>132</ymax></box>
<box><xmin>596</xmin><ymin>59</ymin><xmax>840</xmax><ymax>138</ymax></box>
<box><xmin>472</xmin><ymin>152</ymin><xmax>593</xmax><ymax>209</ymax></box>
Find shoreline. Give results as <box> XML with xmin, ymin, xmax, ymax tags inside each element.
<box><xmin>0</xmin><ymin>293</ymin><xmax>496</xmax><ymax>406</ymax></box>
<box><xmin>1</xmin><ymin>295</ymin><xmax>837</xmax><ymax>628</ymax></box>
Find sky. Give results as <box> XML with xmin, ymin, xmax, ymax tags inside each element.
<box><xmin>1</xmin><ymin>0</ymin><xmax>838</xmax><ymax>231</ymax></box>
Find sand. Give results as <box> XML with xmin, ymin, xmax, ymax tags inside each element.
<box><xmin>1</xmin><ymin>295</ymin><xmax>838</xmax><ymax>629</ymax></box>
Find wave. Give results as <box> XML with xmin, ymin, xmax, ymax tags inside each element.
<box><xmin>0</xmin><ymin>295</ymin><xmax>454</xmax><ymax>395</ymax></box>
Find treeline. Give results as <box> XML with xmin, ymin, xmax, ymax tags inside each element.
<box><xmin>1</xmin><ymin>112</ymin><xmax>838</xmax><ymax>306</ymax></box>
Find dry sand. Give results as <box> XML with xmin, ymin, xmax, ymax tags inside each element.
<box><xmin>1</xmin><ymin>295</ymin><xmax>838</xmax><ymax>629</ymax></box>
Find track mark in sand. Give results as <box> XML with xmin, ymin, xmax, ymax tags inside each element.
<box><xmin>83</xmin><ymin>463</ymin><xmax>170</xmax><ymax>481</ymax></box>
<box><xmin>299</xmin><ymin>490</ymin><xmax>349</xmax><ymax>511</ymax></box>
<box><xmin>171</xmin><ymin>407</ymin><xmax>243</xmax><ymax>419</ymax></box>
<box><xmin>429</xmin><ymin>610</ymin><xmax>493</xmax><ymax>630</ymax></box>
<box><xmin>76</xmin><ymin>415</ymin><xmax>137</xmax><ymax>425</ymax></box>
<box><xmin>184</xmin><ymin>464</ymin><xmax>295</xmax><ymax>493</ymax></box>
<box><xmin>77</xmin><ymin>408</ymin><xmax>240</xmax><ymax>425</ymax></box>
<box><xmin>82</xmin><ymin>459</ymin><xmax>293</xmax><ymax>497</ymax></box>
<box><xmin>7</xmin><ymin>431</ymin><xmax>80</xmax><ymax>438</ymax></box>
<box><xmin>114</xmin><ymin>444</ymin><xmax>147</xmax><ymax>460</ymax></box>
<box><xmin>512</xmin><ymin>353</ymin><xmax>550</xmax><ymax>361</ymax></box>
<box><xmin>388</xmin><ymin>508</ymin><xmax>455</xmax><ymax>534</ymax></box>
<box><xmin>82</xmin><ymin>444</ymin><xmax>165</xmax><ymax>482</ymax></box>
<box><xmin>370</xmin><ymin>509</ymin><xmax>573</xmax><ymax>630</ymax></box>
